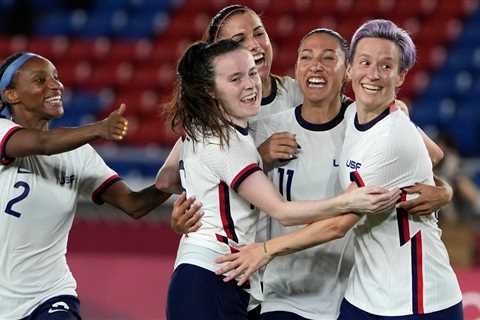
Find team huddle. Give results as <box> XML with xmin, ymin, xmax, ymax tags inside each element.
<box><xmin>0</xmin><ymin>3</ymin><xmax>462</xmax><ymax>320</ymax></box>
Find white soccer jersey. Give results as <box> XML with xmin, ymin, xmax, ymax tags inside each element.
<box><xmin>250</xmin><ymin>75</ymin><xmax>303</xmax><ymax>124</ymax></box>
<box><xmin>250</xmin><ymin>76</ymin><xmax>302</xmax><ymax>248</ymax></box>
<box><xmin>339</xmin><ymin>104</ymin><xmax>462</xmax><ymax>316</ymax></box>
<box><xmin>0</xmin><ymin>118</ymin><xmax>119</xmax><ymax>319</ymax></box>
<box><xmin>174</xmin><ymin>125</ymin><xmax>263</xmax><ymax>299</ymax></box>
<box><xmin>255</xmin><ymin>102</ymin><xmax>355</xmax><ymax>319</ymax></box>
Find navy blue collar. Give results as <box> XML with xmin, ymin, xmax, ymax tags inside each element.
<box><xmin>261</xmin><ymin>76</ymin><xmax>278</xmax><ymax>106</ymax></box>
<box><xmin>354</xmin><ymin>107</ymin><xmax>391</xmax><ymax>132</ymax></box>
<box><xmin>233</xmin><ymin>123</ymin><xmax>249</xmax><ymax>136</ymax></box>
<box><xmin>295</xmin><ymin>99</ymin><xmax>350</xmax><ymax>131</ymax></box>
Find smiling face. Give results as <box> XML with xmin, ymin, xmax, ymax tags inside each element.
<box><xmin>6</xmin><ymin>55</ymin><xmax>64</xmax><ymax>122</ymax></box>
<box><xmin>295</xmin><ymin>32</ymin><xmax>347</xmax><ymax>106</ymax></box>
<box><xmin>217</xmin><ymin>10</ymin><xmax>273</xmax><ymax>83</ymax></box>
<box><xmin>212</xmin><ymin>48</ymin><xmax>261</xmax><ymax>127</ymax></box>
<box><xmin>348</xmin><ymin>37</ymin><xmax>406</xmax><ymax>113</ymax></box>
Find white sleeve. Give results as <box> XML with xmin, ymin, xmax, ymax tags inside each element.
<box><xmin>76</xmin><ymin>144</ymin><xmax>120</xmax><ymax>204</ymax></box>
<box><xmin>201</xmin><ymin>135</ymin><xmax>262</xmax><ymax>192</ymax></box>
<box><xmin>354</xmin><ymin>114</ymin><xmax>430</xmax><ymax>190</ymax></box>
<box><xmin>0</xmin><ymin>118</ymin><xmax>23</xmax><ymax>165</ymax></box>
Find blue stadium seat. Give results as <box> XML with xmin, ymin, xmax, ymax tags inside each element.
<box><xmin>35</xmin><ymin>12</ymin><xmax>72</xmax><ymax>36</ymax></box>
<box><xmin>113</xmin><ymin>12</ymin><xmax>160</xmax><ymax>39</ymax></box>
<box><xmin>128</xmin><ymin>0</ymin><xmax>173</xmax><ymax>13</ymax></box>
<box><xmin>74</xmin><ymin>12</ymin><xmax>116</xmax><ymax>38</ymax></box>
<box><xmin>444</xmin><ymin>109</ymin><xmax>480</xmax><ymax>156</ymax></box>
<box><xmin>94</xmin><ymin>0</ymin><xmax>130</xmax><ymax>12</ymax></box>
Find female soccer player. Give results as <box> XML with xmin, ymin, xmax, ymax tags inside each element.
<box><xmin>337</xmin><ymin>19</ymin><xmax>463</xmax><ymax>319</ymax></box>
<box><xmin>165</xmin><ymin>39</ymin><xmax>400</xmax><ymax>320</ymax></box>
<box><xmin>160</xmin><ymin>4</ymin><xmax>453</xmax><ymax>223</ymax></box>
<box><xmin>214</xmin><ymin>25</ymin><xmax>455</xmax><ymax>320</ymax></box>
<box><xmin>0</xmin><ymin>52</ymin><xmax>184</xmax><ymax>319</ymax></box>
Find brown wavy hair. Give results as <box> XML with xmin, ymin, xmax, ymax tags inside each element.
<box><xmin>166</xmin><ymin>39</ymin><xmax>243</xmax><ymax>146</ymax></box>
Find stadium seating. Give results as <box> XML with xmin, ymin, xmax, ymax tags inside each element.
<box><xmin>0</xmin><ymin>0</ymin><xmax>479</xmax><ymax>175</ymax></box>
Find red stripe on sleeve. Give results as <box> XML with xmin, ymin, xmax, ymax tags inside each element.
<box><xmin>92</xmin><ymin>174</ymin><xmax>121</xmax><ymax>204</ymax></box>
<box><xmin>0</xmin><ymin>126</ymin><xmax>23</xmax><ymax>165</ymax></box>
<box><xmin>230</xmin><ymin>163</ymin><xmax>261</xmax><ymax>191</ymax></box>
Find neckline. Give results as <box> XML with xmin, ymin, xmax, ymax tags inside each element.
<box><xmin>354</xmin><ymin>106</ymin><xmax>391</xmax><ymax>132</ymax></box>
<box><xmin>261</xmin><ymin>75</ymin><xmax>278</xmax><ymax>106</ymax></box>
<box><xmin>232</xmin><ymin>123</ymin><xmax>249</xmax><ymax>136</ymax></box>
<box><xmin>295</xmin><ymin>99</ymin><xmax>350</xmax><ymax>131</ymax></box>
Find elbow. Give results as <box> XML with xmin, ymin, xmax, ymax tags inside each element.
<box><xmin>431</xmin><ymin>148</ymin><xmax>444</xmax><ymax>167</ymax></box>
<box><xmin>125</xmin><ymin>208</ymin><xmax>146</xmax><ymax>220</ymax></box>
<box><xmin>330</xmin><ymin>222</ymin><xmax>349</xmax><ymax>240</ymax></box>
<box><xmin>277</xmin><ymin>218</ymin><xmax>296</xmax><ymax>227</ymax></box>
<box><xmin>277</xmin><ymin>215</ymin><xmax>311</xmax><ymax>227</ymax></box>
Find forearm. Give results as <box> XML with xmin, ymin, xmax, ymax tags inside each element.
<box><xmin>417</xmin><ymin>127</ymin><xmax>444</xmax><ymax>166</ymax></box>
<box><xmin>273</xmin><ymin>196</ymin><xmax>347</xmax><ymax>226</ymax></box>
<box><xmin>40</xmin><ymin>125</ymin><xmax>103</xmax><ymax>155</ymax></box>
<box><xmin>6</xmin><ymin>124</ymin><xmax>103</xmax><ymax>157</ymax></box>
<box><xmin>267</xmin><ymin>213</ymin><xmax>359</xmax><ymax>257</ymax></box>
<box><xmin>103</xmin><ymin>183</ymin><xmax>172</xmax><ymax>219</ymax></box>
<box><xmin>124</xmin><ymin>185</ymin><xmax>172</xmax><ymax>219</ymax></box>
<box><xmin>155</xmin><ymin>138</ymin><xmax>182</xmax><ymax>193</ymax></box>
<box><xmin>434</xmin><ymin>175</ymin><xmax>453</xmax><ymax>204</ymax></box>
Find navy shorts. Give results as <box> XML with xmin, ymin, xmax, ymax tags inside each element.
<box><xmin>248</xmin><ymin>304</ymin><xmax>261</xmax><ymax>320</ymax></box>
<box><xmin>261</xmin><ymin>311</ymin><xmax>310</xmax><ymax>320</ymax></box>
<box><xmin>337</xmin><ymin>298</ymin><xmax>463</xmax><ymax>320</ymax></box>
<box><xmin>167</xmin><ymin>263</ymin><xmax>250</xmax><ymax>320</ymax></box>
<box><xmin>21</xmin><ymin>295</ymin><xmax>81</xmax><ymax>320</ymax></box>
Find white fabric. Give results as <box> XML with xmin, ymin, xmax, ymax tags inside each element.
<box><xmin>255</xmin><ymin>103</ymin><xmax>355</xmax><ymax>319</ymax></box>
<box><xmin>174</xmin><ymin>127</ymin><xmax>263</xmax><ymax>301</ymax></box>
<box><xmin>0</xmin><ymin>118</ymin><xmax>118</xmax><ymax>319</ymax></box>
<box><xmin>339</xmin><ymin>104</ymin><xmax>462</xmax><ymax>316</ymax></box>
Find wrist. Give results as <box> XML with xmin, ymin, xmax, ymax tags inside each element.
<box><xmin>263</xmin><ymin>241</ymin><xmax>274</xmax><ymax>261</ymax></box>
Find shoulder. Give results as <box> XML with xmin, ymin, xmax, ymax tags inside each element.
<box><xmin>0</xmin><ymin>117</ymin><xmax>22</xmax><ymax>132</ymax></box>
<box><xmin>253</xmin><ymin>107</ymin><xmax>296</xmax><ymax>140</ymax></box>
<box><xmin>344</xmin><ymin>101</ymin><xmax>357</xmax><ymax>123</ymax></box>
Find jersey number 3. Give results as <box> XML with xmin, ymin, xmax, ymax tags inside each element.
<box><xmin>5</xmin><ymin>181</ymin><xmax>30</xmax><ymax>218</ymax></box>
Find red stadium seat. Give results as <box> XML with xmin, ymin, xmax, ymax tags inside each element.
<box><xmin>415</xmin><ymin>17</ymin><xmax>462</xmax><ymax>47</ymax></box>
<box><xmin>434</xmin><ymin>0</ymin><xmax>478</xmax><ymax>18</ymax></box>
<box><xmin>78</xmin><ymin>61</ymin><xmax>133</xmax><ymax>92</ymax></box>
<box><xmin>27</xmin><ymin>37</ymin><xmax>69</xmax><ymax>62</ymax></box>
<box><xmin>67</xmin><ymin>38</ymin><xmax>111</xmax><ymax>63</ymax></box>
<box><xmin>109</xmin><ymin>39</ymin><xmax>153</xmax><ymax>64</ymax></box>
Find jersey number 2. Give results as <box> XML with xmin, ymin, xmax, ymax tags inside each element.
<box><xmin>5</xmin><ymin>181</ymin><xmax>30</xmax><ymax>218</ymax></box>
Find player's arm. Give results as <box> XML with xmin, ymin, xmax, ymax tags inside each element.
<box><xmin>99</xmin><ymin>180</ymin><xmax>172</xmax><ymax>219</ymax></box>
<box><xmin>4</xmin><ymin>104</ymin><xmax>128</xmax><ymax>157</ymax></box>
<box><xmin>398</xmin><ymin>175</ymin><xmax>453</xmax><ymax>215</ymax></box>
<box><xmin>216</xmin><ymin>184</ymin><xmax>363</xmax><ymax>285</ymax></box>
<box><xmin>155</xmin><ymin>138</ymin><xmax>183</xmax><ymax>194</ymax></box>
<box><xmin>170</xmin><ymin>192</ymin><xmax>204</xmax><ymax>234</ymax></box>
<box><xmin>417</xmin><ymin>126</ymin><xmax>444</xmax><ymax>166</ymax></box>
<box><xmin>216</xmin><ymin>214</ymin><xmax>360</xmax><ymax>285</ymax></box>
<box><xmin>237</xmin><ymin>171</ymin><xmax>400</xmax><ymax>226</ymax></box>
<box><xmin>395</xmin><ymin>100</ymin><xmax>444</xmax><ymax>166</ymax></box>
<box><xmin>257</xmin><ymin>132</ymin><xmax>299</xmax><ymax>171</ymax></box>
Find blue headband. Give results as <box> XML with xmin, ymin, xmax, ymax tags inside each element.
<box><xmin>0</xmin><ymin>53</ymin><xmax>36</xmax><ymax>92</ymax></box>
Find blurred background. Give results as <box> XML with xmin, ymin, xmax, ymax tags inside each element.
<box><xmin>0</xmin><ymin>0</ymin><xmax>479</xmax><ymax>318</ymax></box>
